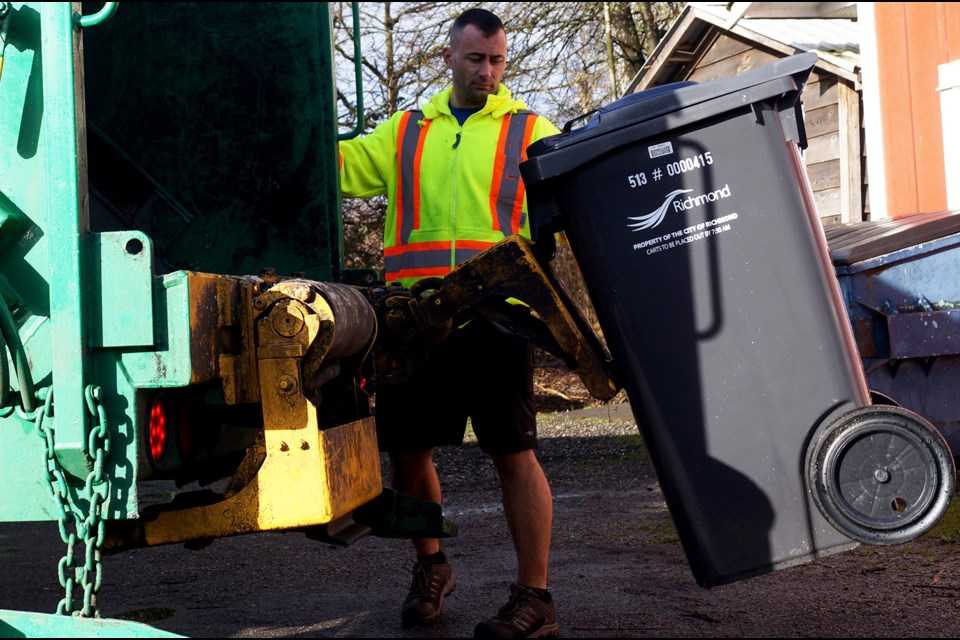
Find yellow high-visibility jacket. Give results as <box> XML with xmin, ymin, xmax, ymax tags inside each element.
<box><xmin>339</xmin><ymin>85</ymin><xmax>559</xmax><ymax>287</ymax></box>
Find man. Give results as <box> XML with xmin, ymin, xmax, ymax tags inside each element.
<box><xmin>339</xmin><ymin>8</ymin><xmax>561</xmax><ymax>638</ymax></box>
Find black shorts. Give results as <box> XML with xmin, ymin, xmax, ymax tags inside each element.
<box><xmin>374</xmin><ymin>316</ymin><xmax>537</xmax><ymax>456</ymax></box>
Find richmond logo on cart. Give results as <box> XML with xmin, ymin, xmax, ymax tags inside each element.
<box><xmin>627</xmin><ymin>184</ymin><xmax>732</xmax><ymax>232</ymax></box>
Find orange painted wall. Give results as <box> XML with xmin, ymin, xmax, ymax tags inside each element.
<box><xmin>873</xmin><ymin>2</ymin><xmax>960</xmax><ymax>217</ymax></box>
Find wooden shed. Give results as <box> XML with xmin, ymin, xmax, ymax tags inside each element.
<box><xmin>626</xmin><ymin>2</ymin><xmax>864</xmax><ymax>225</ymax></box>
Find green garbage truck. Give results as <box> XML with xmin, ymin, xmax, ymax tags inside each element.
<box><xmin>0</xmin><ymin>2</ymin><xmax>615</xmax><ymax>634</ymax></box>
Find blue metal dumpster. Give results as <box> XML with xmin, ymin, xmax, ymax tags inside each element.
<box><xmin>827</xmin><ymin>209</ymin><xmax>960</xmax><ymax>456</ymax></box>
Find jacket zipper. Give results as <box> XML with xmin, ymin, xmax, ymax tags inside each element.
<box><xmin>450</xmin><ymin>121</ymin><xmax>463</xmax><ymax>271</ymax></box>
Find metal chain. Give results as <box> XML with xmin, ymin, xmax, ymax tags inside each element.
<box><xmin>32</xmin><ymin>385</ymin><xmax>111</xmax><ymax>618</ymax></box>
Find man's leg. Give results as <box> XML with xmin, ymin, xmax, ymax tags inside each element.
<box><xmin>491</xmin><ymin>449</ymin><xmax>552</xmax><ymax>589</ymax></box>
<box><xmin>390</xmin><ymin>449</ymin><xmax>442</xmax><ymax>556</ymax></box>
<box><xmin>475</xmin><ymin>449</ymin><xmax>559</xmax><ymax>637</ymax></box>
<box><xmin>390</xmin><ymin>448</ymin><xmax>456</xmax><ymax>626</ymax></box>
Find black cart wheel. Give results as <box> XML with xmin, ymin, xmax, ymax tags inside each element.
<box><xmin>807</xmin><ymin>405</ymin><xmax>955</xmax><ymax>545</ymax></box>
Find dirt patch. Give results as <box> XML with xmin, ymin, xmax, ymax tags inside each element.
<box><xmin>533</xmin><ymin>351</ymin><xmax>626</xmax><ymax>414</ymax></box>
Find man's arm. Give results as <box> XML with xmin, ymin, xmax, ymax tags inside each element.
<box><xmin>338</xmin><ymin>111</ymin><xmax>405</xmax><ymax>198</ymax></box>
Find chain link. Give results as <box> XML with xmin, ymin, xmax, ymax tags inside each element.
<box><xmin>32</xmin><ymin>385</ymin><xmax>111</xmax><ymax>618</ymax></box>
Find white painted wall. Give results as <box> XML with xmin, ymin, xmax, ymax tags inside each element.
<box><xmin>858</xmin><ymin>2</ymin><xmax>888</xmax><ymax>220</ymax></box>
<box><xmin>939</xmin><ymin>60</ymin><xmax>960</xmax><ymax>211</ymax></box>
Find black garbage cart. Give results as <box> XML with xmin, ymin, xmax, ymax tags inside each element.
<box><xmin>521</xmin><ymin>52</ymin><xmax>955</xmax><ymax>588</ymax></box>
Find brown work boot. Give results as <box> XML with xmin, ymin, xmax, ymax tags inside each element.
<box><xmin>400</xmin><ymin>554</ymin><xmax>456</xmax><ymax>626</ymax></box>
<box><xmin>473</xmin><ymin>583</ymin><xmax>560</xmax><ymax>638</ymax></box>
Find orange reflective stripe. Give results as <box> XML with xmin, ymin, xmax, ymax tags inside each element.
<box><xmin>512</xmin><ymin>114</ymin><xmax>538</xmax><ymax>232</ymax></box>
<box><xmin>385</xmin><ymin>250</ymin><xmax>450</xmax><ymax>278</ymax></box>
<box><xmin>489</xmin><ymin>115</ymin><xmax>512</xmax><ymax>231</ymax></box>
<box><xmin>385</xmin><ymin>241</ymin><xmax>450</xmax><ymax>280</ymax></box>
<box><xmin>412</xmin><ymin>119</ymin><xmax>430</xmax><ymax>234</ymax></box>
<box><xmin>384</xmin><ymin>239</ymin><xmax>498</xmax><ymax>282</ymax></box>
<box><xmin>397</xmin><ymin>111</ymin><xmax>428</xmax><ymax>245</ymax></box>
<box><xmin>456</xmin><ymin>239</ymin><xmax>498</xmax><ymax>251</ymax></box>
<box><xmin>490</xmin><ymin>111</ymin><xmax>535</xmax><ymax>235</ymax></box>
<box><xmin>384</xmin><ymin>239</ymin><xmax>452</xmax><ymax>257</ymax></box>
<box><xmin>387</xmin><ymin>266</ymin><xmax>452</xmax><ymax>282</ymax></box>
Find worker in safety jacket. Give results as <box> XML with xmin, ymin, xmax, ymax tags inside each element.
<box><xmin>338</xmin><ymin>8</ymin><xmax>561</xmax><ymax>639</ymax></box>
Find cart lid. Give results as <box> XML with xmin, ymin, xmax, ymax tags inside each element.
<box><xmin>522</xmin><ymin>52</ymin><xmax>818</xmax><ymax>182</ymax></box>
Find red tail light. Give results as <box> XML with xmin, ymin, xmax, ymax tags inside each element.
<box><xmin>148</xmin><ymin>398</ymin><xmax>168</xmax><ymax>463</ymax></box>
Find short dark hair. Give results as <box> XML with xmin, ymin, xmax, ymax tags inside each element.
<box><xmin>450</xmin><ymin>7</ymin><xmax>504</xmax><ymax>40</ymax></box>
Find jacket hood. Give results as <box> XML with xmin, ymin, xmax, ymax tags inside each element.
<box><xmin>421</xmin><ymin>85</ymin><xmax>529</xmax><ymax>120</ymax></box>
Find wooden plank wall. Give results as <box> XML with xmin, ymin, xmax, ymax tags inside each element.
<box><xmin>687</xmin><ymin>33</ymin><xmax>864</xmax><ymax>225</ymax></box>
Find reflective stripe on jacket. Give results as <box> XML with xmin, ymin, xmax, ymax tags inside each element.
<box><xmin>339</xmin><ymin>85</ymin><xmax>560</xmax><ymax>287</ymax></box>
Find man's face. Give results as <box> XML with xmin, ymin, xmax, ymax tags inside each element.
<box><xmin>443</xmin><ymin>24</ymin><xmax>507</xmax><ymax>108</ymax></box>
